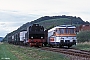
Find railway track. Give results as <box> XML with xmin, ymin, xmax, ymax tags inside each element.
<box><xmin>41</xmin><ymin>47</ymin><xmax>90</xmax><ymax>58</ymax></box>
<box><xmin>11</xmin><ymin>44</ymin><xmax>90</xmax><ymax>59</ymax></box>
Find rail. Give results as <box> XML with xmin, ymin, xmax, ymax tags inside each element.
<box><xmin>41</xmin><ymin>47</ymin><xmax>90</xmax><ymax>58</ymax></box>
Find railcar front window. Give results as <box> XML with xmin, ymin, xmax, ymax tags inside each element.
<box><xmin>60</xmin><ymin>29</ymin><xmax>65</xmax><ymax>34</ymax></box>
<box><xmin>65</xmin><ymin>28</ymin><xmax>69</xmax><ymax>34</ymax></box>
<box><xmin>56</xmin><ymin>28</ymin><xmax>60</xmax><ymax>34</ymax></box>
<box><xmin>70</xmin><ymin>29</ymin><xmax>74</xmax><ymax>34</ymax></box>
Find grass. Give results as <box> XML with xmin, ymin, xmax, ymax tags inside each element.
<box><xmin>0</xmin><ymin>42</ymin><xmax>18</xmax><ymax>60</ymax></box>
<box><xmin>1</xmin><ymin>43</ymin><xmax>70</xmax><ymax>60</ymax></box>
<box><xmin>73</xmin><ymin>42</ymin><xmax>90</xmax><ymax>51</ymax></box>
<box><xmin>2</xmin><ymin>42</ymin><xmax>90</xmax><ymax>60</ymax></box>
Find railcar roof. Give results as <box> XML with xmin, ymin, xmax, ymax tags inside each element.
<box><xmin>57</xmin><ymin>25</ymin><xmax>76</xmax><ymax>28</ymax></box>
<box><xmin>48</xmin><ymin>25</ymin><xmax>76</xmax><ymax>32</ymax></box>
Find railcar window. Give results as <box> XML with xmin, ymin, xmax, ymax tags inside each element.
<box><xmin>60</xmin><ymin>29</ymin><xmax>65</xmax><ymax>34</ymax></box>
<box><xmin>70</xmin><ymin>29</ymin><xmax>74</xmax><ymax>34</ymax></box>
<box><xmin>65</xmin><ymin>28</ymin><xmax>69</xmax><ymax>34</ymax></box>
<box><xmin>56</xmin><ymin>28</ymin><xmax>60</xmax><ymax>34</ymax></box>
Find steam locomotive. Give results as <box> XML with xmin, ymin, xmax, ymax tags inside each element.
<box><xmin>8</xmin><ymin>24</ymin><xmax>47</xmax><ymax>47</ymax></box>
<box><xmin>27</xmin><ymin>24</ymin><xmax>47</xmax><ymax>47</ymax></box>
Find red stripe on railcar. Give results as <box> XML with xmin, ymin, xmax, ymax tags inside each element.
<box><xmin>50</xmin><ymin>37</ymin><xmax>54</xmax><ymax>42</ymax></box>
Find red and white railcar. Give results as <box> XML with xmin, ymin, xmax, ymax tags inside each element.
<box><xmin>48</xmin><ymin>25</ymin><xmax>77</xmax><ymax>48</ymax></box>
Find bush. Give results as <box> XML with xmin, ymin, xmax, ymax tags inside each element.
<box><xmin>77</xmin><ymin>31</ymin><xmax>90</xmax><ymax>43</ymax></box>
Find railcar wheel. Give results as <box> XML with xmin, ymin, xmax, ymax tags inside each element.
<box><xmin>68</xmin><ymin>45</ymin><xmax>72</xmax><ymax>48</ymax></box>
<box><xmin>49</xmin><ymin>44</ymin><xmax>53</xmax><ymax>47</ymax></box>
<box><xmin>59</xmin><ymin>45</ymin><xmax>62</xmax><ymax>48</ymax></box>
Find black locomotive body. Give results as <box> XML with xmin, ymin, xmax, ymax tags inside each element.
<box><xmin>8</xmin><ymin>24</ymin><xmax>47</xmax><ymax>47</ymax></box>
<box><xmin>27</xmin><ymin>24</ymin><xmax>47</xmax><ymax>47</ymax></box>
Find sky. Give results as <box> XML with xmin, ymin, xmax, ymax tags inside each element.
<box><xmin>0</xmin><ymin>0</ymin><xmax>90</xmax><ymax>37</ymax></box>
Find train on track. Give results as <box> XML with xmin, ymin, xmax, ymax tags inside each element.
<box><xmin>8</xmin><ymin>24</ymin><xmax>77</xmax><ymax>48</ymax></box>
<box><xmin>48</xmin><ymin>25</ymin><xmax>77</xmax><ymax>48</ymax></box>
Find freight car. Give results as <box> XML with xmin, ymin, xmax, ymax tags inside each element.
<box><xmin>19</xmin><ymin>30</ymin><xmax>27</xmax><ymax>45</ymax></box>
<box><xmin>8</xmin><ymin>35</ymin><xmax>15</xmax><ymax>44</ymax></box>
<box><xmin>8</xmin><ymin>36</ymin><xmax>12</xmax><ymax>44</ymax></box>
<box><xmin>48</xmin><ymin>25</ymin><xmax>77</xmax><ymax>48</ymax></box>
<box><xmin>27</xmin><ymin>24</ymin><xmax>47</xmax><ymax>47</ymax></box>
<box><xmin>8</xmin><ymin>30</ymin><xmax>27</xmax><ymax>45</ymax></box>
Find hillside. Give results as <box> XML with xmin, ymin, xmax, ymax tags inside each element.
<box><xmin>16</xmin><ymin>15</ymin><xmax>89</xmax><ymax>30</ymax></box>
<box><xmin>28</xmin><ymin>15</ymin><xmax>89</xmax><ymax>29</ymax></box>
<box><xmin>3</xmin><ymin>15</ymin><xmax>90</xmax><ymax>41</ymax></box>
<box><xmin>38</xmin><ymin>18</ymin><xmax>70</xmax><ymax>29</ymax></box>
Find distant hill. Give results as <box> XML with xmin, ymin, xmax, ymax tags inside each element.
<box><xmin>16</xmin><ymin>15</ymin><xmax>90</xmax><ymax>30</ymax></box>
<box><xmin>3</xmin><ymin>15</ymin><xmax>90</xmax><ymax>41</ymax></box>
<box><xmin>29</xmin><ymin>15</ymin><xmax>89</xmax><ymax>29</ymax></box>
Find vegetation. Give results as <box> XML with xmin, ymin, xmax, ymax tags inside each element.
<box><xmin>0</xmin><ymin>42</ymin><xmax>18</xmax><ymax>60</ymax></box>
<box><xmin>38</xmin><ymin>18</ymin><xmax>71</xmax><ymax>29</ymax></box>
<box><xmin>77</xmin><ymin>31</ymin><xmax>90</xmax><ymax>42</ymax></box>
<box><xmin>73</xmin><ymin>42</ymin><xmax>90</xmax><ymax>51</ymax></box>
<box><xmin>30</xmin><ymin>15</ymin><xmax>89</xmax><ymax>25</ymax></box>
<box><xmin>0</xmin><ymin>43</ymin><xmax>69</xmax><ymax>60</ymax></box>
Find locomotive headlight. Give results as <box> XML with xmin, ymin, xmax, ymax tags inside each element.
<box><xmin>41</xmin><ymin>37</ymin><xmax>43</xmax><ymax>39</ymax></box>
<box><xmin>61</xmin><ymin>37</ymin><xmax>64</xmax><ymax>40</ymax></box>
<box><xmin>72</xmin><ymin>37</ymin><xmax>74</xmax><ymax>39</ymax></box>
<box><xmin>31</xmin><ymin>37</ymin><xmax>33</xmax><ymax>39</ymax></box>
<box><xmin>72</xmin><ymin>37</ymin><xmax>74</xmax><ymax>40</ymax></box>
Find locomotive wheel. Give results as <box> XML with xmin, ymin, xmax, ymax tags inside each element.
<box><xmin>36</xmin><ymin>42</ymin><xmax>39</xmax><ymax>47</ymax></box>
<box><xmin>44</xmin><ymin>42</ymin><xmax>47</xmax><ymax>47</ymax></box>
<box><xmin>29</xmin><ymin>43</ymin><xmax>33</xmax><ymax>47</ymax></box>
<box><xmin>42</xmin><ymin>43</ymin><xmax>45</xmax><ymax>47</ymax></box>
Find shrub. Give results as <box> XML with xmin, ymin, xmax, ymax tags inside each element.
<box><xmin>77</xmin><ymin>31</ymin><xmax>90</xmax><ymax>43</ymax></box>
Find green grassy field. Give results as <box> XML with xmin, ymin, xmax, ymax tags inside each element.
<box><xmin>1</xmin><ymin>42</ymin><xmax>90</xmax><ymax>60</ymax></box>
<box><xmin>0</xmin><ymin>42</ymin><xmax>18</xmax><ymax>60</ymax></box>
<box><xmin>73</xmin><ymin>42</ymin><xmax>90</xmax><ymax>51</ymax></box>
<box><xmin>0</xmin><ymin>42</ymin><xmax>69</xmax><ymax>60</ymax></box>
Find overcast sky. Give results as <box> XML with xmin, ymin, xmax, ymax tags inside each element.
<box><xmin>0</xmin><ymin>0</ymin><xmax>90</xmax><ymax>37</ymax></box>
